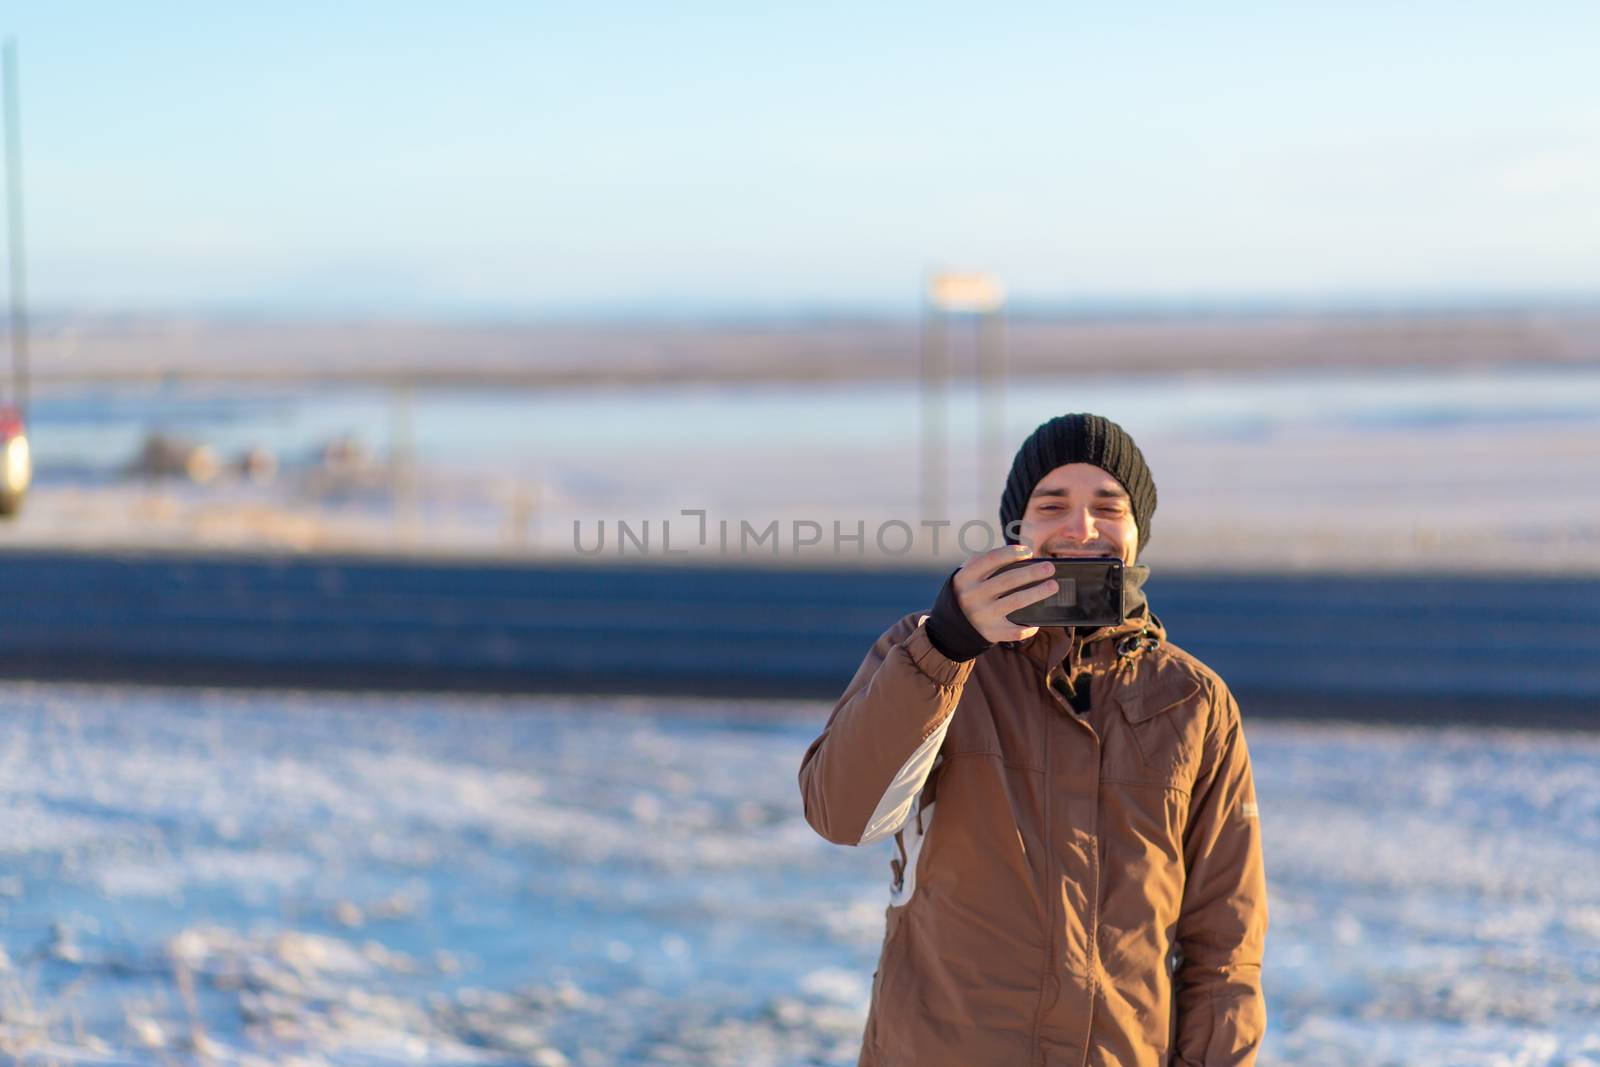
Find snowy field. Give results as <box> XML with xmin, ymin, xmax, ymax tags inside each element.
<box><xmin>9</xmin><ymin>364</ymin><xmax>1600</xmax><ymax>572</ymax></box>
<box><xmin>2</xmin><ymin>683</ymin><xmax>1599</xmax><ymax>1066</ymax></box>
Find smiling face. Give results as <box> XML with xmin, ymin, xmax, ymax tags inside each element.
<box><xmin>1016</xmin><ymin>462</ymin><xmax>1139</xmax><ymax>566</ymax></box>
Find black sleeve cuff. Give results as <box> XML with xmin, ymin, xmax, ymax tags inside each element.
<box><xmin>924</xmin><ymin>567</ymin><xmax>995</xmax><ymax>663</ymax></box>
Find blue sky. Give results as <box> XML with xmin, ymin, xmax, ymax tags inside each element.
<box><xmin>4</xmin><ymin>2</ymin><xmax>1599</xmax><ymax>317</ymax></box>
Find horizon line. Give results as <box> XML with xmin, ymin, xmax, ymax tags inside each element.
<box><xmin>7</xmin><ymin>288</ymin><xmax>1600</xmax><ymax>328</ymax></box>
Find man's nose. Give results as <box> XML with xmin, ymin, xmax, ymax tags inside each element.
<box><xmin>1056</xmin><ymin>507</ymin><xmax>1096</xmax><ymax>542</ymax></box>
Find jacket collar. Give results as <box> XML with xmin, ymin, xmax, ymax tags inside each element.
<box><xmin>1006</xmin><ymin>601</ymin><xmax>1168</xmax><ymax>676</ymax></box>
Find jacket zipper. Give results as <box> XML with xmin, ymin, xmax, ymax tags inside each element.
<box><xmin>1032</xmin><ymin>627</ymin><xmax>1088</xmax><ymax>1064</ymax></box>
<box><xmin>1058</xmin><ymin>628</ymin><xmax>1106</xmax><ymax>1067</ymax></box>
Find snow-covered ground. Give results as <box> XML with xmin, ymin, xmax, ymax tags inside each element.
<box><xmin>2</xmin><ymin>684</ymin><xmax>1599</xmax><ymax>1065</ymax></box>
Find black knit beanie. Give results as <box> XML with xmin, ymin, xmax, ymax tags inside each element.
<box><xmin>999</xmin><ymin>413</ymin><xmax>1157</xmax><ymax>555</ymax></box>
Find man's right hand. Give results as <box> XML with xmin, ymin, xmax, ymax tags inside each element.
<box><xmin>951</xmin><ymin>545</ymin><xmax>1059</xmax><ymax>644</ymax></box>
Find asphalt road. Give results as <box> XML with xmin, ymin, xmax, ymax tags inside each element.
<box><xmin>1</xmin><ymin>550</ymin><xmax>1594</xmax><ymax>724</ymax></box>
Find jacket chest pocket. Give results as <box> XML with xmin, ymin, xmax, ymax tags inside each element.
<box><xmin>1112</xmin><ymin>674</ymin><xmax>1204</xmax><ymax>789</ymax></box>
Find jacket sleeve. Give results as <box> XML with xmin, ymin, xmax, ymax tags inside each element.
<box><xmin>1172</xmin><ymin>683</ymin><xmax>1269</xmax><ymax>1067</ymax></box>
<box><xmin>797</xmin><ymin>611</ymin><xmax>976</xmax><ymax>846</ymax></box>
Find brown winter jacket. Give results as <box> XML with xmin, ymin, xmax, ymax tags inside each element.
<box><xmin>798</xmin><ymin>603</ymin><xmax>1268</xmax><ymax>1067</ymax></box>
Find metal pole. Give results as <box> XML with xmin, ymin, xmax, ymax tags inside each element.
<box><xmin>977</xmin><ymin>306</ymin><xmax>1006</xmax><ymax>523</ymax></box>
<box><xmin>3</xmin><ymin>38</ymin><xmax>29</xmax><ymax>420</ymax></box>
<box><xmin>390</xmin><ymin>380</ymin><xmax>417</xmax><ymax>546</ymax></box>
<box><xmin>919</xmin><ymin>292</ymin><xmax>947</xmax><ymax>529</ymax></box>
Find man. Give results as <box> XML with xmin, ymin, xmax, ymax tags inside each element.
<box><xmin>798</xmin><ymin>413</ymin><xmax>1267</xmax><ymax>1067</ymax></box>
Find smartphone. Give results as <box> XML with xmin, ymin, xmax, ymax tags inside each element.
<box><xmin>994</xmin><ymin>556</ymin><xmax>1128</xmax><ymax>627</ymax></box>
